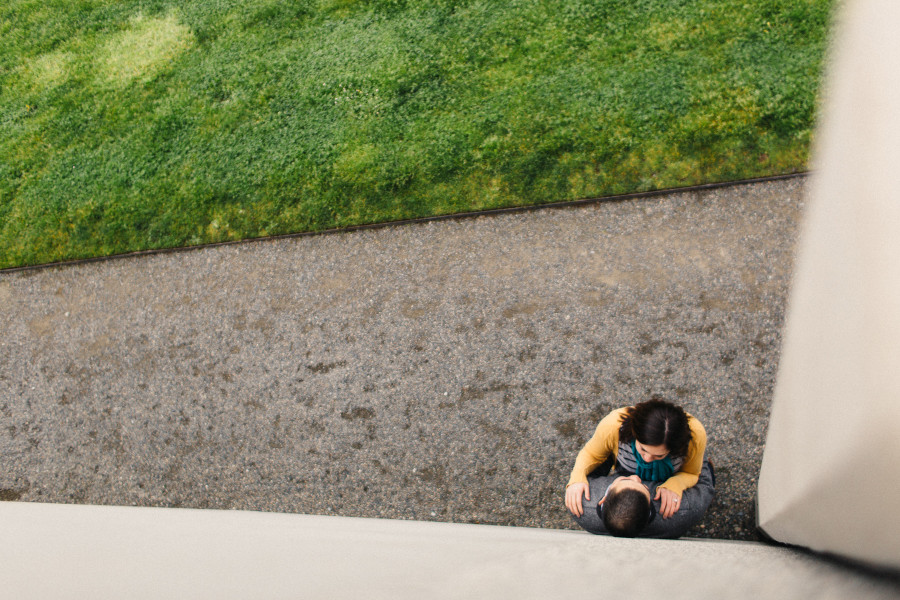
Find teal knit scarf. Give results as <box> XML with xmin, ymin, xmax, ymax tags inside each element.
<box><xmin>631</xmin><ymin>440</ymin><xmax>674</xmax><ymax>481</ymax></box>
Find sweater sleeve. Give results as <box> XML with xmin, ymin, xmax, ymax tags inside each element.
<box><xmin>658</xmin><ymin>416</ymin><xmax>707</xmax><ymax>497</ymax></box>
<box><xmin>565</xmin><ymin>408</ymin><xmax>626</xmax><ymax>488</ymax></box>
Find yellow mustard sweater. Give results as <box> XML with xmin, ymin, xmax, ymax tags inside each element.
<box><xmin>566</xmin><ymin>407</ymin><xmax>707</xmax><ymax>497</ymax></box>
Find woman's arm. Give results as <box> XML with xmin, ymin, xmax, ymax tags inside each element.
<box><xmin>565</xmin><ymin>408</ymin><xmax>626</xmax><ymax>487</ymax></box>
<box><xmin>565</xmin><ymin>408</ymin><xmax>626</xmax><ymax>517</ymax></box>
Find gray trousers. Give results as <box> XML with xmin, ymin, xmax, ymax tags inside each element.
<box><xmin>571</xmin><ymin>460</ymin><xmax>715</xmax><ymax>539</ymax></box>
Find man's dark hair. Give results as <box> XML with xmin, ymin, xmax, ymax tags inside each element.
<box><xmin>618</xmin><ymin>397</ymin><xmax>692</xmax><ymax>458</ymax></box>
<box><xmin>600</xmin><ymin>488</ymin><xmax>651</xmax><ymax>537</ymax></box>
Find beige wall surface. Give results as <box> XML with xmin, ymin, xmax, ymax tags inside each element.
<box><xmin>2</xmin><ymin>502</ymin><xmax>899</xmax><ymax>600</ymax></box>
<box><xmin>757</xmin><ymin>0</ymin><xmax>900</xmax><ymax>570</ymax></box>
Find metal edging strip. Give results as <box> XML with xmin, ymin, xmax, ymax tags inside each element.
<box><xmin>0</xmin><ymin>172</ymin><xmax>808</xmax><ymax>275</ymax></box>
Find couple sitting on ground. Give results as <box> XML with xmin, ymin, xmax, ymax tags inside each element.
<box><xmin>565</xmin><ymin>397</ymin><xmax>715</xmax><ymax>538</ymax></box>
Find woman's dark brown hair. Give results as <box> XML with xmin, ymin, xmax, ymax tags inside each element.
<box><xmin>618</xmin><ymin>397</ymin><xmax>692</xmax><ymax>458</ymax></box>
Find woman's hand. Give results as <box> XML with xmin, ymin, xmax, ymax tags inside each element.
<box><xmin>565</xmin><ymin>482</ymin><xmax>590</xmax><ymax>517</ymax></box>
<box><xmin>654</xmin><ymin>486</ymin><xmax>682</xmax><ymax>519</ymax></box>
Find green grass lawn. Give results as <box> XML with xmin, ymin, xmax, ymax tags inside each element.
<box><xmin>1</xmin><ymin>0</ymin><xmax>832</xmax><ymax>268</ymax></box>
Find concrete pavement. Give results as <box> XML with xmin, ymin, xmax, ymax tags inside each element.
<box><xmin>1</xmin><ymin>176</ymin><xmax>804</xmax><ymax>539</ymax></box>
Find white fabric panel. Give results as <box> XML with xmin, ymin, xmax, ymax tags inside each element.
<box><xmin>757</xmin><ymin>0</ymin><xmax>900</xmax><ymax>570</ymax></box>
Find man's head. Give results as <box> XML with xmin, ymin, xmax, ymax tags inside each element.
<box><xmin>599</xmin><ymin>475</ymin><xmax>652</xmax><ymax>537</ymax></box>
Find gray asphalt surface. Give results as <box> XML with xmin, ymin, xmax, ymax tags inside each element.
<box><xmin>0</xmin><ymin>176</ymin><xmax>805</xmax><ymax>540</ymax></box>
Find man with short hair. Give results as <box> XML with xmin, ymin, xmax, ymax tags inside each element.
<box><xmin>599</xmin><ymin>474</ymin><xmax>653</xmax><ymax>537</ymax></box>
<box><xmin>571</xmin><ymin>460</ymin><xmax>716</xmax><ymax>538</ymax></box>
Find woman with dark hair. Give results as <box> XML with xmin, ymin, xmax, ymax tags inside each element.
<box><xmin>565</xmin><ymin>398</ymin><xmax>707</xmax><ymax>521</ymax></box>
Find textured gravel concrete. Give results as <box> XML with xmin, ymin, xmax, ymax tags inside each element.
<box><xmin>4</xmin><ymin>502</ymin><xmax>900</xmax><ymax>600</ymax></box>
<box><xmin>0</xmin><ymin>176</ymin><xmax>804</xmax><ymax>540</ymax></box>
